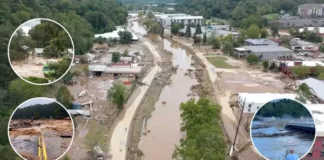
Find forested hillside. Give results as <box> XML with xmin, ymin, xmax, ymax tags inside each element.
<box><xmin>12</xmin><ymin>102</ymin><xmax>69</xmax><ymax>119</ymax></box>
<box><xmin>175</xmin><ymin>0</ymin><xmax>324</xmax><ymax>26</ymax></box>
<box><xmin>0</xmin><ymin>0</ymin><xmax>127</xmax><ymax>159</ymax></box>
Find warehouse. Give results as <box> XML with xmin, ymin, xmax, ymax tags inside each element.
<box><xmin>234</xmin><ymin>46</ymin><xmax>294</xmax><ymax>61</ymax></box>
<box><xmin>89</xmin><ymin>64</ymin><xmax>142</xmax><ymax>77</ymax></box>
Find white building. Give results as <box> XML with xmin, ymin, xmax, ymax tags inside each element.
<box><xmin>238</xmin><ymin>93</ymin><xmax>311</xmax><ymax>113</ymax></box>
<box><xmin>298</xmin><ymin>4</ymin><xmax>324</xmax><ymax>18</ymax></box>
<box><xmin>155</xmin><ymin>14</ymin><xmax>204</xmax><ymax>27</ymax></box>
<box><xmin>95</xmin><ymin>28</ymin><xmax>138</xmax><ymax>41</ymax></box>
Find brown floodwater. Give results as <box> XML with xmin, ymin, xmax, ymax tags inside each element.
<box><xmin>138</xmin><ymin>39</ymin><xmax>199</xmax><ymax>160</ymax></box>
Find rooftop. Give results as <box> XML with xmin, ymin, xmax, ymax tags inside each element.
<box><xmin>34</xmin><ymin>48</ymin><xmax>44</xmax><ymax>54</ymax></box>
<box><xmin>238</xmin><ymin>93</ymin><xmax>302</xmax><ymax>104</ymax></box>
<box><xmin>89</xmin><ymin>64</ymin><xmax>107</xmax><ymax>72</ymax></box>
<box><xmin>297</xmin><ymin>78</ymin><xmax>324</xmax><ymax>100</ymax></box>
<box><xmin>234</xmin><ymin>47</ymin><xmax>250</xmax><ymax>52</ymax></box>
<box><xmin>299</xmin><ymin>27</ymin><xmax>324</xmax><ymax>34</ymax></box>
<box><xmin>243</xmin><ymin>46</ymin><xmax>293</xmax><ymax>53</ymax></box>
<box><xmin>104</xmin><ymin>66</ymin><xmax>142</xmax><ymax>74</ymax></box>
<box><xmin>245</xmin><ymin>39</ymin><xmax>279</xmax><ymax>46</ymax></box>
<box><xmin>282</xmin><ymin>61</ymin><xmax>324</xmax><ymax>67</ymax></box>
<box><xmin>95</xmin><ymin>28</ymin><xmax>138</xmax><ymax>41</ymax></box>
<box><xmin>67</xmin><ymin>109</ymin><xmax>91</xmax><ymax>116</ymax></box>
<box><xmin>299</xmin><ymin>3</ymin><xmax>324</xmax><ymax>9</ymax></box>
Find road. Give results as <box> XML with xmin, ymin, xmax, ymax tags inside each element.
<box><xmin>109</xmin><ymin>21</ymin><xmax>162</xmax><ymax>159</ymax></box>
<box><xmin>109</xmin><ymin>65</ymin><xmax>159</xmax><ymax>160</ymax></box>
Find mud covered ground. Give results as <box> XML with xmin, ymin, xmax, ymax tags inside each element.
<box><xmin>9</xmin><ymin>119</ymin><xmax>73</xmax><ymax>160</ymax></box>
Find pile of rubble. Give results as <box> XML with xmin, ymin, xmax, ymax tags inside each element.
<box><xmin>154</xmin><ymin>63</ymin><xmax>174</xmax><ymax>86</ymax></box>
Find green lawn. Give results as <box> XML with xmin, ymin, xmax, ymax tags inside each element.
<box><xmin>264</xmin><ymin>14</ymin><xmax>279</xmax><ymax>20</ymax></box>
<box><xmin>206</xmin><ymin>57</ymin><xmax>237</xmax><ymax>69</ymax></box>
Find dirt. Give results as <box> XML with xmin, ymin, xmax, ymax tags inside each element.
<box><xmin>9</xmin><ymin>119</ymin><xmax>73</xmax><ymax>160</ymax></box>
<box><xmin>11</xmin><ymin>55</ymin><xmax>61</xmax><ymax>78</ymax></box>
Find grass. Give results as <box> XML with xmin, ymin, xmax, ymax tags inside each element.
<box><xmin>206</xmin><ymin>57</ymin><xmax>237</xmax><ymax>69</ymax></box>
<box><xmin>264</xmin><ymin>14</ymin><xmax>279</xmax><ymax>20</ymax></box>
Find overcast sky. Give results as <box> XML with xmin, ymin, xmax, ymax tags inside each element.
<box><xmin>19</xmin><ymin>98</ymin><xmax>56</xmax><ymax>108</ymax></box>
<box><xmin>20</xmin><ymin>19</ymin><xmax>41</xmax><ymax>36</ymax></box>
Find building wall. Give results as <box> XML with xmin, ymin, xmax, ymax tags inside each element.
<box><xmin>303</xmin><ymin>137</ymin><xmax>324</xmax><ymax>159</ymax></box>
<box><xmin>254</xmin><ymin>51</ymin><xmax>293</xmax><ymax>61</ymax></box>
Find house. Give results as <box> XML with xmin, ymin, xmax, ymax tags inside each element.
<box><xmin>234</xmin><ymin>46</ymin><xmax>293</xmax><ymax>61</ymax></box>
<box><xmin>33</xmin><ymin>48</ymin><xmax>44</xmax><ymax>57</ymax></box>
<box><xmin>21</xmin><ymin>45</ymin><xmax>29</xmax><ymax>51</ymax></box>
<box><xmin>89</xmin><ymin>64</ymin><xmax>142</xmax><ymax>77</ymax></box>
<box><xmin>290</xmin><ymin>38</ymin><xmax>316</xmax><ymax>51</ymax></box>
<box><xmin>303</xmin><ymin>104</ymin><xmax>324</xmax><ymax>159</ymax></box>
<box><xmin>298</xmin><ymin>3</ymin><xmax>324</xmax><ymax>18</ymax></box>
<box><xmin>244</xmin><ymin>39</ymin><xmax>279</xmax><ymax>46</ymax></box>
<box><xmin>155</xmin><ymin>14</ymin><xmax>204</xmax><ymax>27</ymax></box>
<box><xmin>278</xmin><ymin>60</ymin><xmax>324</xmax><ymax>76</ymax></box>
<box><xmin>296</xmin><ymin>78</ymin><xmax>324</xmax><ymax>103</ymax></box>
<box><xmin>93</xmin><ymin>43</ymin><xmax>109</xmax><ymax>54</ymax></box>
<box><xmin>237</xmin><ymin>93</ymin><xmax>309</xmax><ymax>113</ymax></box>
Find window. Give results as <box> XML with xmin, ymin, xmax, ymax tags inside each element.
<box><xmin>321</xmin><ymin>151</ymin><xmax>324</xmax><ymax>157</ymax></box>
<box><xmin>307</xmin><ymin>151</ymin><xmax>313</xmax><ymax>157</ymax></box>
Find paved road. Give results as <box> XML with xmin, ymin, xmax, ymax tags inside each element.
<box><xmin>109</xmin><ymin>65</ymin><xmax>159</xmax><ymax>160</ymax></box>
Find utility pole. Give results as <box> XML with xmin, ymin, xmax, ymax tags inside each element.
<box><xmin>229</xmin><ymin>98</ymin><xmax>246</xmax><ymax>157</ymax></box>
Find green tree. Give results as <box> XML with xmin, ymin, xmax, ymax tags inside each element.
<box><xmin>56</xmin><ymin>86</ymin><xmax>74</xmax><ymax>109</ymax></box>
<box><xmin>317</xmin><ymin>73</ymin><xmax>324</xmax><ymax>80</ymax></box>
<box><xmin>112</xmin><ymin>52</ymin><xmax>121</xmax><ymax>63</ymax></box>
<box><xmin>262</xmin><ymin>61</ymin><xmax>269</xmax><ymax>71</ymax></box>
<box><xmin>195</xmin><ymin>24</ymin><xmax>202</xmax><ymax>35</ymax></box>
<box><xmin>298</xmin><ymin>83</ymin><xmax>311</xmax><ymax>99</ymax></box>
<box><xmin>270</xmin><ymin>24</ymin><xmax>279</xmax><ymax>37</ymax></box>
<box><xmin>247</xmin><ymin>24</ymin><xmax>260</xmax><ymax>38</ymax></box>
<box><xmin>315</xmin><ymin>65</ymin><xmax>324</xmax><ymax>77</ymax></box>
<box><xmin>45</xmin><ymin>57</ymin><xmax>72</xmax><ymax>80</ymax></box>
<box><xmin>108</xmin><ymin>83</ymin><xmax>126</xmax><ymax>110</ymax></box>
<box><xmin>122</xmin><ymin>49</ymin><xmax>129</xmax><ymax>57</ymax></box>
<box><xmin>319</xmin><ymin>44</ymin><xmax>324</xmax><ymax>53</ymax></box>
<box><xmin>118</xmin><ymin>31</ymin><xmax>133</xmax><ymax>44</ymax></box>
<box><xmin>147</xmin><ymin>11</ymin><xmax>154</xmax><ymax>19</ymax></box>
<box><xmin>223</xmin><ymin>42</ymin><xmax>234</xmax><ymax>56</ymax></box>
<box><xmin>173</xmin><ymin>98</ymin><xmax>225</xmax><ymax>160</ymax></box>
<box><xmin>260</xmin><ymin>28</ymin><xmax>268</xmax><ymax>38</ymax></box>
<box><xmin>185</xmin><ymin>24</ymin><xmax>191</xmax><ymax>38</ymax></box>
<box><xmin>203</xmin><ymin>33</ymin><xmax>207</xmax><ymax>45</ymax></box>
<box><xmin>171</xmin><ymin>23</ymin><xmax>181</xmax><ymax>35</ymax></box>
<box><xmin>247</xmin><ymin>54</ymin><xmax>259</xmax><ymax>65</ymax></box>
<box><xmin>292</xmin><ymin>66</ymin><xmax>310</xmax><ymax>78</ymax></box>
<box><xmin>211</xmin><ymin>37</ymin><xmax>221</xmax><ymax>49</ymax></box>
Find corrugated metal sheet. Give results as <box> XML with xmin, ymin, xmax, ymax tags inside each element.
<box><xmin>297</xmin><ymin>78</ymin><xmax>324</xmax><ymax>101</ymax></box>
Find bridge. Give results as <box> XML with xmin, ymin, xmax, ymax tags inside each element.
<box><xmin>285</xmin><ymin>122</ymin><xmax>315</xmax><ymax>134</ymax></box>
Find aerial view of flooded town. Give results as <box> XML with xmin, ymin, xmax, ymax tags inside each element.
<box><xmin>1</xmin><ymin>0</ymin><xmax>324</xmax><ymax>160</ymax></box>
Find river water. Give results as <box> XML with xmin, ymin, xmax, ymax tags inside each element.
<box><xmin>251</xmin><ymin>118</ymin><xmax>315</xmax><ymax>160</ymax></box>
<box><xmin>138</xmin><ymin>39</ymin><xmax>199</xmax><ymax>160</ymax></box>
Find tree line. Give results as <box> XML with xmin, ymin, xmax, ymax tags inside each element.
<box><xmin>257</xmin><ymin>99</ymin><xmax>312</xmax><ymax>118</ymax></box>
<box><xmin>12</xmin><ymin>102</ymin><xmax>70</xmax><ymax>120</ymax></box>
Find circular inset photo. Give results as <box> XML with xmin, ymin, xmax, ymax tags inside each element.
<box><xmin>8</xmin><ymin>98</ymin><xmax>74</xmax><ymax>160</ymax></box>
<box><xmin>8</xmin><ymin>18</ymin><xmax>74</xmax><ymax>85</ymax></box>
<box><xmin>250</xmin><ymin>98</ymin><xmax>316</xmax><ymax>160</ymax></box>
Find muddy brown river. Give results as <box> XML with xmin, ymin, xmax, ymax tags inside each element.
<box><xmin>138</xmin><ymin>39</ymin><xmax>199</xmax><ymax>160</ymax></box>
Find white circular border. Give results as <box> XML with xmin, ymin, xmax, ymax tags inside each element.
<box><xmin>249</xmin><ymin>98</ymin><xmax>317</xmax><ymax>160</ymax></box>
<box><xmin>7</xmin><ymin>97</ymin><xmax>75</xmax><ymax>160</ymax></box>
<box><xmin>7</xmin><ymin>18</ymin><xmax>75</xmax><ymax>86</ymax></box>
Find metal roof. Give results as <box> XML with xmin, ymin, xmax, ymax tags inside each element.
<box><xmin>89</xmin><ymin>65</ymin><xmax>107</xmax><ymax>72</ymax></box>
<box><xmin>243</xmin><ymin>45</ymin><xmax>293</xmax><ymax>53</ymax></box>
<box><xmin>34</xmin><ymin>48</ymin><xmax>44</xmax><ymax>54</ymax></box>
<box><xmin>67</xmin><ymin>109</ymin><xmax>91</xmax><ymax>116</ymax></box>
<box><xmin>104</xmin><ymin>66</ymin><xmax>142</xmax><ymax>74</ymax></box>
<box><xmin>283</xmin><ymin>61</ymin><xmax>324</xmax><ymax>67</ymax></box>
<box><xmin>245</xmin><ymin>39</ymin><xmax>279</xmax><ymax>46</ymax></box>
<box><xmin>297</xmin><ymin>78</ymin><xmax>324</xmax><ymax>101</ymax></box>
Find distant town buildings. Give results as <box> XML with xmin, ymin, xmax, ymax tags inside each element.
<box><xmin>95</xmin><ymin>27</ymin><xmax>138</xmax><ymax>41</ymax></box>
<box><xmin>155</xmin><ymin>14</ymin><xmax>204</xmax><ymax>27</ymax></box>
<box><xmin>178</xmin><ymin>26</ymin><xmax>240</xmax><ymax>38</ymax></box>
<box><xmin>33</xmin><ymin>48</ymin><xmax>44</xmax><ymax>57</ymax></box>
<box><xmin>234</xmin><ymin>45</ymin><xmax>293</xmax><ymax>61</ymax></box>
<box><xmin>298</xmin><ymin>3</ymin><xmax>324</xmax><ymax>18</ymax></box>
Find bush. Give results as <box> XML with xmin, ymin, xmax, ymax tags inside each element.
<box><xmin>247</xmin><ymin>54</ymin><xmax>258</xmax><ymax>65</ymax></box>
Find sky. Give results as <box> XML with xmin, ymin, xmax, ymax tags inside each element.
<box><xmin>20</xmin><ymin>19</ymin><xmax>41</xmax><ymax>36</ymax></box>
<box><xmin>19</xmin><ymin>98</ymin><xmax>56</xmax><ymax>108</ymax></box>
